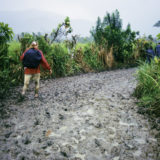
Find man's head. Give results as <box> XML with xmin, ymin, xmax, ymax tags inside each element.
<box><xmin>31</xmin><ymin>41</ymin><xmax>38</xmax><ymax>49</ymax></box>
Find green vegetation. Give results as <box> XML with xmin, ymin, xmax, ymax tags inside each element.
<box><xmin>0</xmin><ymin>22</ymin><xmax>14</xmax><ymax>99</ymax></box>
<box><xmin>133</xmin><ymin>35</ymin><xmax>160</xmax><ymax>118</ymax></box>
<box><xmin>91</xmin><ymin>9</ymin><xmax>139</xmax><ymax>64</ymax></box>
<box><xmin>0</xmin><ymin>11</ymin><xmax>159</xmax><ymax>106</ymax></box>
<box><xmin>132</xmin><ymin>37</ymin><xmax>156</xmax><ymax>61</ymax></box>
<box><xmin>157</xmin><ymin>33</ymin><xmax>160</xmax><ymax>40</ymax></box>
<box><xmin>52</xmin><ymin>43</ymin><xmax>73</xmax><ymax>76</ymax></box>
<box><xmin>134</xmin><ymin>58</ymin><xmax>160</xmax><ymax>117</ymax></box>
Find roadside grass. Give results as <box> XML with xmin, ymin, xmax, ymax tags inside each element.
<box><xmin>134</xmin><ymin>58</ymin><xmax>160</xmax><ymax>117</ymax></box>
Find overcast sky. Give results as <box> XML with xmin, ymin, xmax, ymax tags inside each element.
<box><xmin>0</xmin><ymin>0</ymin><xmax>159</xmax><ymax>37</ymax></box>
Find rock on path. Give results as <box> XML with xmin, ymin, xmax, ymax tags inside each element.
<box><xmin>0</xmin><ymin>68</ymin><xmax>160</xmax><ymax>160</ymax></box>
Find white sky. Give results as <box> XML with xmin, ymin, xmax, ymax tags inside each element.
<box><xmin>0</xmin><ymin>0</ymin><xmax>160</xmax><ymax>37</ymax></box>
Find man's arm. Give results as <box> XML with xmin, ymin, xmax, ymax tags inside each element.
<box><xmin>38</xmin><ymin>50</ymin><xmax>51</xmax><ymax>71</ymax></box>
<box><xmin>20</xmin><ymin>49</ymin><xmax>29</xmax><ymax>61</ymax></box>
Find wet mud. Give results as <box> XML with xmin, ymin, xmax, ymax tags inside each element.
<box><xmin>0</xmin><ymin>68</ymin><xmax>160</xmax><ymax>160</ymax></box>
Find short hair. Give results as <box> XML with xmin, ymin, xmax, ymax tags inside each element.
<box><xmin>31</xmin><ymin>41</ymin><xmax>37</xmax><ymax>46</ymax></box>
<box><xmin>30</xmin><ymin>41</ymin><xmax>38</xmax><ymax>49</ymax></box>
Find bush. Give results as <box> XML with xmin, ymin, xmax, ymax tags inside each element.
<box><xmin>91</xmin><ymin>10</ymin><xmax>138</xmax><ymax>63</ymax></box>
<box><xmin>36</xmin><ymin>35</ymin><xmax>52</xmax><ymax>55</ymax></box>
<box><xmin>8</xmin><ymin>41</ymin><xmax>21</xmax><ymax>63</ymax></box>
<box><xmin>133</xmin><ymin>37</ymin><xmax>155</xmax><ymax>61</ymax></box>
<box><xmin>8</xmin><ymin>41</ymin><xmax>23</xmax><ymax>85</ymax></box>
<box><xmin>134</xmin><ymin>59</ymin><xmax>160</xmax><ymax>116</ymax></box>
<box><xmin>51</xmin><ymin>43</ymin><xmax>71</xmax><ymax>76</ymax></box>
<box><xmin>83</xmin><ymin>44</ymin><xmax>105</xmax><ymax>71</ymax></box>
<box><xmin>18</xmin><ymin>33</ymin><xmax>34</xmax><ymax>52</ymax></box>
<box><xmin>0</xmin><ymin>22</ymin><xmax>14</xmax><ymax>99</ymax></box>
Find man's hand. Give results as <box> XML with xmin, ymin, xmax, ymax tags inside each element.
<box><xmin>49</xmin><ymin>69</ymin><xmax>52</xmax><ymax>75</ymax></box>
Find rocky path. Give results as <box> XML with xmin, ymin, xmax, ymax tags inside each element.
<box><xmin>0</xmin><ymin>68</ymin><xmax>160</xmax><ymax>160</ymax></box>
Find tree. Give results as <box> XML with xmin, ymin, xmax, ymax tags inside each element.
<box><xmin>50</xmin><ymin>17</ymin><xmax>73</xmax><ymax>43</ymax></box>
<box><xmin>0</xmin><ymin>22</ymin><xmax>14</xmax><ymax>67</ymax></box>
<box><xmin>91</xmin><ymin>10</ymin><xmax>138</xmax><ymax>62</ymax></box>
<box><xmin>18</xmin><ymin>32</ymin><xmax>34</xmax><ymax>52</ymax></box>
<box><xmin>0</xmin><ymin>22</ymin><xmax>13</xmax><ymax>43</ymax></box>
<box><xmin>91</xmin><ymin>10</ymin><xmax>122</xmax><ymax>48</ymax></box>
<box><xmin>148</xmin><ymin>35</ymin><xmax>154</xmax><ymax>41</ymax></box>
<box><xmin>90</xmin><ymin>17</ymin><xmax>103</xmax><ymax>45</ymax></box>
<box><xmin>0</xmin><ymin>22</ymin><xmax>13</xmax><ymax>56</ymax></box>
<box><xmin>154</xmin><ymin>20</ymin><xmax>160</xmax><ymax>27</ymax></box>
<box><xmin>157</xmin><ymin>33</ymin><xmax>160</xmax><ymax>40</ymax></box>
<box><xmin>0</xmin><ymin>22</ymin><xmax>14</xmax><ymax>99</ymax></box>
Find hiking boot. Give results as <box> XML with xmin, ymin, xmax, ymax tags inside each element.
<box><xmin>34</xmin><ymin>94</ymin><xmax>39</xmax><ymax>98</ymax></box>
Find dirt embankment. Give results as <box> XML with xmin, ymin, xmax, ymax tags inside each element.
<box><xmin>0</xmin><ymin>68</ymin><xmax>160</xmax><ymax>160</ymax></box>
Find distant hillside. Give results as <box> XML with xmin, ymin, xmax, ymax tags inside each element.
<box><xmin>0</xmin><ymin>9</ymin><xmax>94</xmax><ymax>36</ymax></box>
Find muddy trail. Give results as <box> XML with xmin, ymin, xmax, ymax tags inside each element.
<box><xmin>0</xmin><ymin>68</ymin><xmax>160</xmax><ymax>160</ymax></box>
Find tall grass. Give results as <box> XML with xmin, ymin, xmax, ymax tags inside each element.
<box><xmin>51</xmin><ymin>43</ymin><xmax>73</xmax><ymax>76</ymax></box>
<box><xmin>98</xmin><ymin>46</ymin><xmax>114</xmax><ymax>69</ymax></box>
<box><xmin>8</xmin><ymin>41</ymin><xmax>23</xmax><ymax>84</ymax></box>
<box><xmin>134</xmin><ymin>59</ymin><xmax>160</xmax><ymax>116</ymax></box>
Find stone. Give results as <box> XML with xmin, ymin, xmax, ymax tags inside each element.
<box><xmin>22</xmin><ymin>136</ymin><xmax>31</xmax><ymax>145</ymax></box>
<box><xmin>32</xmin><ymin>149</ymin><xmax>40</xmax><ymax>156</ymax></box>
<box><xmin>47</xmin><ymin>140</ymin><xmax>54</xmax><ymax>146</ymax></box>
<box><xmin>5</xmin><ymin>132</ymin><xmax>12</xmax><ymax>138</ymax></box>
<box><xmin>111</xmin><ymin>146</ymin><xmax>120</xmax><ymax>157</ymax></box>
<box><xmin>42</xmin><ymin>143</ymin><xmax>48</xmax><ymax>149</ymax></box>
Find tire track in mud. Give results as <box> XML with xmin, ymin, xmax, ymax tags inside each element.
<box><xmin>0</xmin><ymin>68</ymin><xmax>160</xmax><ymax>160</ymax></box>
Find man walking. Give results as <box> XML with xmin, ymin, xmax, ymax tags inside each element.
<box><xmin>155</xmin><ymin>41</ymin><xmax>160</xmax><ymax>57</ymax></box>
<box><xmin>146</xmin><ymin>46</ymin><xmax>155</xmax><ymax>63</ymax></box>
<box><xmin>20</xmin><ymin>41</ymin><xmax>52</xmax><ymax>98</ymax></box>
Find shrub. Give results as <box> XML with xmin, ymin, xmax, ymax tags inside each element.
<box><xmin>18</xmin><ymin>33</ymin><xmax>34</xmax><ymax>52</ymax></box>
<box><xmin>51</xmin><ymin>43</ymin><xmax>71</xmax><ymax>76</ymax></box>
<box><xmin>133</xmin><ymin>37</ymin><xmax>155</xmax><ymax>61</ymax></box>
<box><xmin>0</xmin><ymin>22</ymin><xmax>14</xmax><ymax>99</ymax></box>
<box><xmin>36</xmin><ymin>35</ymin><xmax>52</xmax><ymax>55</ymax></box>
<box><xmin>73</xmin><ymin>45</ymin><xmax>92</xmax><ymax>73</ymax></box>
<box><xmin>83</xmin><ymin>44</ymin><xmax>105</xmax><ymax>71</ymax></box>
<box><xmin>8</xmin><ymin>41</ymin><xmax>21</xmax><ymax>63</ymax></box>
<box><xmin>91</xmin><ymin>10</ymin><xmax>138</xmax><ymax>63</ymax></box>
<box><xmin>8</xmin><ymin>41</ymin><xmax>23</xmax><ymax>85</ymax></box>
<box><xmin>134</xmin><ymin>59</ymin><xmax>160</xmax><ymax>116</ymax></box>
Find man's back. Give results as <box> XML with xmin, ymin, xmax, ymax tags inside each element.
<box><xmin>23</xmin><ymin>48</ymin><xmax>42</xmax><ymax>68</ymax></box>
